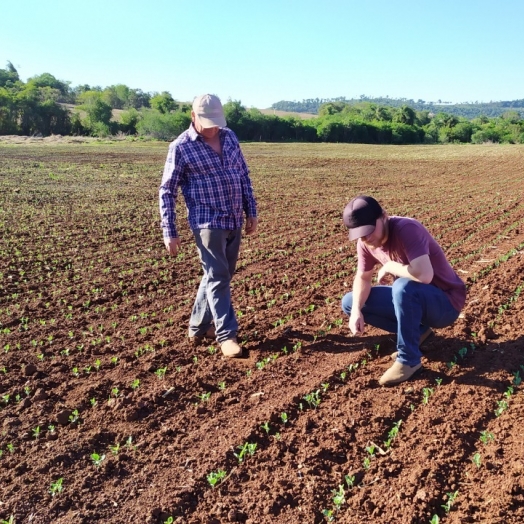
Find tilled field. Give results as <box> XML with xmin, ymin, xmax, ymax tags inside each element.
<box><xmin>0</xmin><ymin>140</ymin><xmax>523</xmax><ymax>524</ymax></box>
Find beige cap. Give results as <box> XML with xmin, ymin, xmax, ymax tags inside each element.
<box><xmin>192</xmin><ymin>94</ymin><xmax>226</xmax><ymax>128</ymax></box>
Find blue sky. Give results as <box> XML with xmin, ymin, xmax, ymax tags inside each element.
<box><xmin>2</xmin><ymin>0</ymin><xmax>523</xmax><ymax>108</ymax></box>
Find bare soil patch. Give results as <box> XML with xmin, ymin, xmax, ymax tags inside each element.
<box><xmin>1</xmin><ymin>142</ymin><xmax>523</xmax><ymax>523</ymax></box>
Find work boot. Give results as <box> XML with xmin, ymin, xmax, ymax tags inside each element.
<box><xmin>390</xmin><ymin>328</ymin><xmax>434</xmax><ymax>360</ymax></box>
<box><xmin>188</xmin><ymin>326</ymin><xmax>216</xmax><ymax>347</ymax></box>
<box><xmin>379</xmin><ymin>361</ymin><xmax>422</xmax><ymax>386</ymax></box>
<box><xmin>220</xmin><ymin>339</ymin><xmax>242</xmax><ymax>358</ymax></box>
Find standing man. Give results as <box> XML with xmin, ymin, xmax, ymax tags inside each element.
<box><xmin>341</xmin><ymin>195</ymin><xmax>466</xmax><ymax>385</ymax></box>
<box><xmin>159</xmin><ymin>94</ymin><xmax>258</xmax><ymax>358</ymax></box>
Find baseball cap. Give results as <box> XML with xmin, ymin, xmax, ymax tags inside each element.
<box><xmin>343</xmin><ymin>196</ymin><xmax>384</xmax><ymax>241</ymax></box>
<box><xmin>192</xmin><ymin>94</ymin><xmax>226</xmax><ymax>128</ymax></box>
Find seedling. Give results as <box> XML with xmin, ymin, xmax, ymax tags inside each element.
<box><xmin>109</xmin><ymin>443</ymin><xmax>120</xmax><ymax>455</ymax></box>
<box><xmin>207</xmin><ymin>469</ymin><xmax>226</xmax><ymax>488</ymax></box>
<box><xmin>435</xmin><ymin>378</ymin><xmax>443</xmax><ymax>386</ymax></box>
<box><xmin>472</xmin><ymin>452</ymin><xmax>481</xmax><ymax>468</ymax></box>
<box><xmin>6</xmin><ymin>443</ymin><xmax>15</xmax><ymax>453</ymax></box>
<box><xmin>280</xmin><ymin>412</ymin><xmax>288</xmax><ymax>425</ymax></box>
<box><xmin>495</xmin><ymin>399</ymin><xmax>508</xmax><ymax>417</ymax></box>
<box><xmin>261</xmin><ymin>421</ymin><xmax>270</xmax><ymax>434</ymax></box>
<box><xmin>513</xmin><ymin>371</ymin><xmax>522</xmax><ymax>386</ymax></box>
<box><xmin>303</xmin><ymin>390</ymin><xmax>321</xmax><ymax>409</ymax></box>
<box><xmin>479</xmin><ymin>430</ymin><xmax>495</xmax><ymax>445</ymax></box>
<box><xmin>384</xmin><ymin>420</ymin><xmax>402</xmax><ymax>449</ymax></box>
<box><xmin>234</xmin><ymin>442</ymin><xmax>257</xmax><ymax>463</ymax></box>
<box><xmin>322</xmin><ymin>508</ymin><xmax>335</xmax><ymax>522</ymax></box>
<box><xmin>91</xmin><ymin>452</ymin><xmax>106</xmax><ymax>468</ymax></box>
<box><xmin>130</xmin><ymin>379</ymin><xmax>140</xmax><ymax>390</ymax></box>
<box><xmin>365</xmin><ymin>444</ymin><xmax>376</xmax><ymax>457</ymax></box>
<box><xmin>49</xmin><ymin>477</ymin><xmax>64</xmax><ymax>497</ymax></box>
<box><xmin>441</xmin><ymin>490</ymin><xmax>459</xmax><ymax>513</ymax></box>
<box><xmin>0</xmin><ymin>516</ymin><xmax>15</xmax><ymax>524</ymax></box>
<box><xmin>218</xmin><ymin>381</ymin><xmax>226</xmax><ymax>391</ymax></box>
<box><xmin>32</xmin><ymin>426</ymin><xmax>41</xmax><ymax>439</ymax></box>
<box><xmin>155</xmin><ymin>366</ymin><xmax>167</xmax><ymax>380</ymax></box>
<box><xmin>207</xmin><ymin>346</ymin><xmax>217</xmax><ymax>355</ymax></box>
<box><xmin>429</xmin><ymin>516</ymin><xmax>440</xmax><ymax>524</ymax></box>
<box><xmin>69</xmin><ymin>409</ymin><xmax>80</xmax><ymax>424</ymax></box>
<box><xmin>363</xmin><ymin>457</ymin><xmax>371</xmax><ymax>469</ymax></box>
<box><xmin>345</xmin><ymin>474</ymin><xmax>355</xmax><ymax>489</ymax></box>
<box><xmin>422</xmin><ymin>387</ymin><xmax>434</xmax><ymax>405</ymax></box>
<box><xmin>331</xmin><ymin>484</ymin><xmax>345</xmax><ymax>509</ymax></box>
<box><xmin>197</xmin><ymin>392</ymin><xmax>211</xmax><ymax>403</ymax></box>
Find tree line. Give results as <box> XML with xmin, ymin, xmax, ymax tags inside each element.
<box><xmin>1</xmin><ymin>62</ymin><xmax>523</xmax><ymax>144</ymax></box>
<box><xmin>272</xmin><ymin>96</ymin><xmax>524</xmax><ymax>120</ymax></box>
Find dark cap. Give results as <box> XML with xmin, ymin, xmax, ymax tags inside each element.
<box><xmin>343</xmin><ymin>196</ymin><xmax>383</xmax><ymax>241</ymax></box>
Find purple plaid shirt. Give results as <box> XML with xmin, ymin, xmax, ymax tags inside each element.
<box><xmin>159</xmin><ymin>125</ymin><xmax>257</xmax><ymax>239</ymax></box>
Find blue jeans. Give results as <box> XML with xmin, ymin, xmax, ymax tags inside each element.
<box><xmin>189</xmin><ymin>228</ymin><xmax>242</xmax><ymax>343</ymax></box>
<box><xmin>341</xmin><ymin>278</ymin><xmax>460</xmax><ymax>366</ymax></box>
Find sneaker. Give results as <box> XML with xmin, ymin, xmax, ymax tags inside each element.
<box><xmin>379</xmin><ymin>361</ymin><xmax>422</xmax><ymax>386</ymax></box>
<box><xmin>390</xmin><ymin>328</ymin><xmax>434</xmax><ymax>360</ymax></box>
<box><xmin>220</xmin><ymin>339</ymin><xmax>242</xmax><ymax>358</ymax></box>
<box><xmin>188</xmin><ymin>326</ymin><xmax>216</xmax><ymax>347</ymax></box>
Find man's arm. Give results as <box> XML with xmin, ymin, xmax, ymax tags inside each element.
<box><xmin>159</xmin><ymin>144</ymin><xmax>183</xmax><ymax>255</ymax></box>
<box><xmin>348</xmin><ymin>268</ymin><xmax>374</xmax><ymax>335</ymax></box>
<box><xmin>377</xmin><ymin>255</ymin><xmax>434</xmax><ymax>284</ymax></box>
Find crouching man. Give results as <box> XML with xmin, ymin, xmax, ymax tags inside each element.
<box><xmin>341</xmin><ymin>195</ymin><xmax>466</xmax><ymax>386</ymax></box>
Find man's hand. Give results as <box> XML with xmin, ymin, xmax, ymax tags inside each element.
<box><xmin>349</xmin><ymin>313</ymin><xmax>365</xmax><ymax>335</ymax></box>
<box><xmin>377</xmin><ymin>262</ymin><xmax>392</xmax><ymax>284</ymax></box>
<box><xmin>164</xmin><ymin>237</ymin><xmax>181</xmax><ymax>256</ymax></box>
<box><xmin>245</xmin><ymin>217</ymin><xmax>258</xmax><ymax>235</ymax></box>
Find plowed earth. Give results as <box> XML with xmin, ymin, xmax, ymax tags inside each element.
<box><xmin>1</xmin><ymin>140</ymin><xmax>524</xmax><ymax>524</ymax></box>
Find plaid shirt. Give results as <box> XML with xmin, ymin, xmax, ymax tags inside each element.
<box><xmin>159</xmin><ymin>125</ymin><xmax>257</xmax><ymax>239</ymax></box>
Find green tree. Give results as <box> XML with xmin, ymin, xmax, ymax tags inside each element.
<box><xmin>0</xmin><ymin>61</ymin><xmax>20</xmax><ymax>87</ymax></box>
<box><xmin>150</xmin><ymin>92</ymin><xmax>177</xmax><ymax>114</ymax></box>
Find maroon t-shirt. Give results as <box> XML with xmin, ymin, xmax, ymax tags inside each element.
<box><xmin>357</xmin><ymin>216</ymin><xmax>466</xmax><ymax>312</ymax></box>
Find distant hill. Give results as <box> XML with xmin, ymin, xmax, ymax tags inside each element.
<box><xmin>271</xmin><ymin>97</ymin><xmax>524</xmax><ymax>119</ymax></box>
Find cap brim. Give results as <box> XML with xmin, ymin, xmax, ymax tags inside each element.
<box><xmin>348</xmin><ymin>224</ymin><xmax>376</xmax><ymax>241</ymax></box>
<box><xmin>195</xmin><ymin>114</ymin><xmax>227</xmax><ymax>128</ymax></box>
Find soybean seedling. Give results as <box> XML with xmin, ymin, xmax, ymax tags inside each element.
<box><xmin>234</xmin><ymin>442</ymin><xmax>257</xmax><ymax>463</ymax></box>
<box><xmin>32</xmin><ymin>426</ymin><xmax>41</xmax><ymax>439</ymax></box>
<box><xmin>331</xmin><ymin>484</ymin><xmax>345</xmax><ymax>510</ymax></box>
<box><xmin>384</xmin><ymin>420</ymin><xmax>402</xmax><ymax>449</ymax></box>
<box><xmin>109</xmin><ymin>442</ymin><xmax>121</xmax><ymax>455</ymax></box>
<box><xmin>422</xmin><ymin>387</ymin><xmax>434</xmax><ymax>405</ymax></box>
<box><xmin>280</xmin><ymin>412</ymin><xmax>288</xmax><ymax>425</ymax></box>
<box><xmin>49</xmin><ymin>477</ymin><xmax>64</xmax><ymax>497</ymax></box>
<box><xmin>479</xmin><ymin>430</ymin><xmax>495</xmax><ymax>445</ymax></box>
<box><xmin>345</xmin><ymin>474</ymin><xmax>355</xmax><ymax>489</ymax></box>
<box><xmin>91</xmin><ymin>453</ymin><xmax>106</xmax><ymax>468</ymax></box>
<box><xmin>218</xmin><ymin>381</ymin><xmax>226</xmax><ymax>391</ymax></box>
<box><xmin>303</xmin><ymin>390</ymin><xmax>321</xmax><ymax>409</ymax></box>
<box><xmin>261</xmin><ymin>421</ymin><xmax>270</xmax><ymax>434</ymax></box>
<box><xmin>207</xmin><ymin>469</ymin><xmax>227</xmax><ymax>488</ymax></box>
<box><xmin>155</xmin><ymin>366</ymin><xmax>167</xmax><ymax>380</ymax></box>
<box><xmin>69</xmin><ymin>409</ymin><xmax>80</xmax><ymax>424</ymax></box>
<box><xmin>441</xmin><ymin>490</ymin><xmax>459</xmax><ymax>513</ymax></box>
<box><xmin>472</xmin><ymin>452</ymin><xmax>482</xmax><ymax>468</ymax></box>
<box><xmin>197</xmin><ymin>392</ymin><xmax>211</xmax><ymax>403</ymax></box>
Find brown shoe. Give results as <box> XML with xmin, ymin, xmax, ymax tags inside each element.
<box><xmin>188</xmin><ymin>326</ymin><xmax>216</xmax><ymax>346</ymax></box>
<box><xmin>390</xmin><ymin>328</ymin><xmax>434</xmax><ymax>360</ymax></box>
<box><xmin>379</xmin><ymin>361</ymin><xmax>422</xmax><ymax>386</ymax></box>
<box><xmin>220</xmin><ymin>339</ymin><xmax>242</xmax><ymax>358</ymax></box>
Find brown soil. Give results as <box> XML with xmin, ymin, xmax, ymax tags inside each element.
<box><xmin>0</xmin><ymin>142</ymin><xmax>523</xmax><ymax>524</ymax></box>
